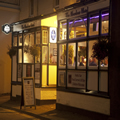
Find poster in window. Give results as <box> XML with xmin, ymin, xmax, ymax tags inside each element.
<box><xmin>67</xmin><ymin>71</ymin><xmax>86</xmax><ymax>89</ymax></box>
<box><xmin>18</xmin><ymin>64</ymin><xmax>22</xmax><ymax>78</ymax></box>
<box><xmin>53</xmin><ymin>48</ymin><xmax>57</xmax><ymax>56</ymax></box>
<box><xmin>59</xmin><ymin>72</ymin><xmax>65</xmax><ymax>86</ymax></box>
<box><xmin>26</xmin><ymin>64</ymin><xmax>32</xmax><ymax>77</ymax></box>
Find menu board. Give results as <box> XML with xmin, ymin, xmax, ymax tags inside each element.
<box><xmin>21</xmin><ymin>77</ymin><xmax>36</xmax><ymax>109</ymax></box>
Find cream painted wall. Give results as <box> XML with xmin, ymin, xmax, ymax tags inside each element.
<box><xmin>59</xmin><ymin>0</ymin><xmax>76</xmax><ymax>8</ymax></box>
<box><xmin>0</xmin><ymin>7</ymin><xmax>19</xmax><ymax>94</ymax></box>
<box><xmin>20</xmin><ymin>0</ymin><xmax>29</xmax><ymax>20</ymax></box>
<box><xmin>57</xmin><ymin>91</ymin><xmax>110</xmax><ymax>115</ymax></box>
<box><xmin>38</xmin><ymin>0</ymin><xmax>53</xmax><ymax>16</ymax></box>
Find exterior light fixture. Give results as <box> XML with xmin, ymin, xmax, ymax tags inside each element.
<box><xmin>2</xmin><ymin>23</ymin><xmax>11</xmax><ymax>35</ymax></box>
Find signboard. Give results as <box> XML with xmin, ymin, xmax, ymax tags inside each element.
<box><xmin>20</xmin><ymin>77</ymin><xmax>36</xmax><ymax>109</ymax></box>
<box><xmin>2</xmin><ymin>23</ymin><xmax>11</xmax><ymax>34</ymax></box>
<box><xmin>50</xmin><ymin>27</ymin><xmax>57</xmax><ymax>43</ymax></box>
<box><xmin>67</xmin><ymin>71</ymin><xmax>86</xmax><ymax>88</ymax></box>
<box><xmin>65</xmin><ymin>6</ymin><xmax>88</xmax><ymax>18</ymax></box>
<box><xmin>13</xmin><ymin>20</ymin><xmax>41</xmax><ymax>32</ymax></box>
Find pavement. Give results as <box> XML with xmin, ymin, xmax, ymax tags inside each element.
<box><xmin>0</xmin><ymin>94</ymin><xmax>97</xmax><ymax>120</ymax></box>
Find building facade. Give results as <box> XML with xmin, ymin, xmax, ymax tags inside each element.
<box><xmin>7</xmin><ymin>0</ymin><xmax>120</xmax><ymax>119</ymax></box>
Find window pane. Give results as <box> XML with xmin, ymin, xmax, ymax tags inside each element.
<box><xmin>18</xmin><ymin>49</ymin><xmax>22</xmax><ymax>63</ymax></box>
<box><xmin>89</xmin><ymin>13</ymin><xmax>99</xmax><ymax>36</ymax></box>
<box><xmin>13</xmin><ymin>35</ymin><xmax>17</xmax><ymax>46</ymax></box>
<box><xmin>69</xmin><ymin>17</ymin><xmax>87</xmax><ymax>39</ymax></box>
<box><xmin>18</xmin><ymin>34</ymin><xmax>22</xmax><ymax>46</ymax></box>
<box><xmin>42</xmin><ymin>30</ymin><xmax>48</xmax><ymax>44</ymax></box>
<box><xmin>42</xmin><ymin>46</ymin><xmax>48</xmax><ymax>63</ymax></box>
<box><xmin>59</xmin><ymin>44</ymin><xmax>66</xmax><ymax>68</ymax></box>
<box><xmin>88</xmin><ymin>71</ymin><xmax>98</xmax><ymax>91</ymax></box>
<box><xmin>60</xmin><ymin>20</ymin><xmax>67</xmax><ymax>40</ymax></box>
<box><xmin>36</xmin><ymin>31</ymin><xmax>40</xmax><ymax>44</ymax></box>
<box><xmin>35</xmin><ymin>63</ymin><xmax>40</xmax><ymax>84</ymax></box>
<box><xmin>24</xmin><ymin>33</ymin><xmax>34</xmax><ymax>46</ymax></box>
<box><xmin>100</xmin><ymin>57</ymin><xmax>108</xmax><ymax>69</ymax></box>
<box><xmin>35</xmin><ymin>46</ymin><xmax>40</xmax><ymax>63</ymax></box>
<box><xmin>68</xmin><ymin>43</ymin><xmax>76</xmax><ymax>69</ymax></box>
<box><xmin>101</xmin><ymin>11</ymin><xmax>109</xmax><ymax>34</ymax></box>
<box><xmin>26</xmin><ymin>64</ymin><xmax>32</xmax><ymax>77</ymax></box>
<box><xmin>99</xmin><ymin>72</ymin><xmax>108</xmax><ymax>92</ymax></box>
<box><xmin>77</xmin><ymin>42</ymin><xmax>86</xmax><ymax>69</ymax></box>
<box><xmin>24</xmin><ymin>51</ymin><xmax>34</xmax><ymax>63</ymax></box>
<box><xmin>58</xmin><ymin>70</ymin><xmax>66</xmax><ymax>87</ymax></box>
<box><xmin>88</xmin><ymin>40</ymin><xmax>98</xmax><ymax>69</ymax></box>
<box><xmin>18</xmin><ymin>64</ymin><xmax>22</xmax><ymax>82</ymax></box>
<box><xmin>49</xmin><ymin>43</ymin><xmax>57</xmax><ymax>64</ymax></box>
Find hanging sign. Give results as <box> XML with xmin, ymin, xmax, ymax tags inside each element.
<box><xmin>20</xmin><ymin>77</ymin><xmax>36</xmax><ymax>109</ymax></box>
<box><xmin>2</xmin><ymin>23</ymin><xmax>11</xmax><ymax>35</ymax></box>
<box><xmin>50</xmin><ymin>27</ymin><xmax>57</xmax><ymax>43</ymax></box>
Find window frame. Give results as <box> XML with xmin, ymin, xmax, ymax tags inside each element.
<box><xmin>57</xmin><ymin>8</ymin><xmax>109</xmax><ymax>97</ymax></box>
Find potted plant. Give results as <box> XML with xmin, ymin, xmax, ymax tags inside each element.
<box><xmin>7</xmin><ymin>45</ymin><xmax>16</xmax><ymax>58</ymax></box>
<box><xmin>29</xmin><ymin>45</ymin><xmax>40</xmax><ymax>57</ymax></box>
<box><xmin>91</xmin><ymin>37</ymin><xmax>110</xmax><ymax>60</ymax></box>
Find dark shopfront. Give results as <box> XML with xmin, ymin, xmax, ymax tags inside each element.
<box><xmin>56</xmin><ymin>0</ymin><xmax>110</xmax><ymax>118</ymax></box>
<box><xmin>11</xmin><ymin>15</ymin><xmax>57</xmax><ymax>103</ymax></box>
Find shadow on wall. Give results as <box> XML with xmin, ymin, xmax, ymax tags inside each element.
<box><xmin>0</xmin><ymin>59</ymin><xmax>4</xmax><ymax>94</ymax></box>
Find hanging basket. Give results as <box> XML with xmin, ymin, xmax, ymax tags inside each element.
<box><xmin>91</xmin><ymin>38</ymin><xmax>110</xmax><ymax>60</ymax></box>
<box><xmin>7</xmin><ymin>45</ymin><xmax>16</xmax><ymax>58</ymax></box>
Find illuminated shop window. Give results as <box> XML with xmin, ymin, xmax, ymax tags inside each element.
<box><xmin>23</xmin><ymin>33</ymin><xmax>34</xmax><ymax>63</ymax></box>
<box><xmin>88</xmin><ymin>40</ymin><xmax>98</xmax><ymax>69</ymax></box>
<box><xmin>77</xmin><ymin>42</ymin><xmax>86</xmax><ymax>69</ymax></box>
<box><xmin>13</xmin><ymin>35</ymin><xmax>17</xmax><ymax>46</ymax></box>
<box><xmin>89</xmin><ymin>13</ymin><xmax>99</xmax><ymax>36</ymax></box>
<box><xmin>18</xmin><ymin>34</ymin><xmax>22</xmax><ymax>46</ymax></box>
<box><xmin>69</xmin><ymin>17</ymin><xmax>87</xmax><ymax>39</ymax></box>
<box><xmin>68</xmin><ymin>43</ymin><xmax>76</xmax><ymax>69</ymax></box>
<box><xmin>59</xmin><ymin>44</ymin><xmax>66</xmax><ymax>68</ymax></box>
<box><xmin>49</xmin><ymin>43</ymin><xmax>57</xmax><ymax>64</ymax></box>
<box><xmin>59</xmin><ymin>20</ymin><xmax>67</xmax><ymax>40</ymax></box>
<box><xmin>101</xmin><ymin>11</ymin><xmax>109</xmax><ymax>34</ymax></box>
<box><xmin>42</xmin><ymin>46</ymin><xmax>48</xmax><ymax>63</ymax></box>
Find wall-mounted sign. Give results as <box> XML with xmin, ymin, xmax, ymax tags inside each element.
<box><xmin>50</xmin><ymin>27</ymin><xmax>57</xmax><ymax>43</ymax></box>
<box><xmin>65</xmin><ymin>6</ymin><xmax>88</xmax><ymax>17</ymax></box>
<box><xmin>13</xmin><ymin>20</ymin><xmax>41</xmax><ymax>32</ymax></box>
<box><xmin>2</xmin><ymin>23</ymin><xmax>11</xmax><ymax>35</ymax></box>
<box><xmin>67</xmin><ymin>71</ymin><xmax>86</xmax><ymax>88</ymax></box>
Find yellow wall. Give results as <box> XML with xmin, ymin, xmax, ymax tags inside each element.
<box><xmin>49</xmin><ymin>65</ymin><xmax>57</xmax><ymax>85</ymax></box>
<box><xmin>41</xmin><ymin>15</ymin><xmax>57</xmax><ymax>27</ymax></box>
<box><xmin>42</xmin><ymin>65</ymin><xmax>47</xmax><ymax>86</ymax></box>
